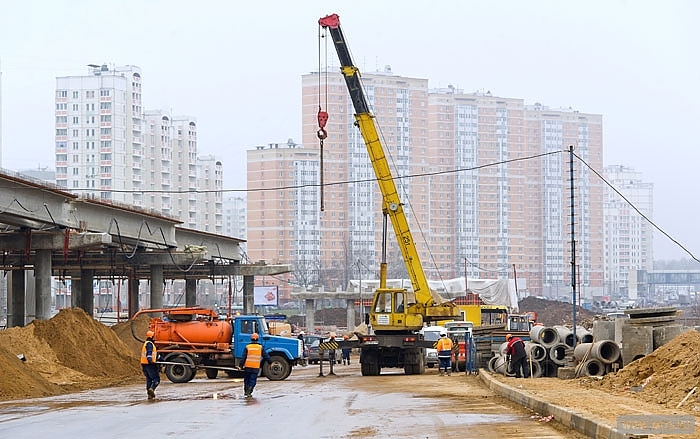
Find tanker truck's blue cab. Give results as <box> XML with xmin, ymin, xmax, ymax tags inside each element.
<box><xmin>231</xmin><ymin>315</ymin><xmax>303</xmax><ymax>381</ymax></box>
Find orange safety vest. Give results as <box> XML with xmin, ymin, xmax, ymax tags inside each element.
<box><xmin>243</xmin><ymin>343</ymin><xmax>263</xmax><ymax>369</ymax></box>
<box><xmin>140</xmin><ymin>340</ymin><xmax>157</xmax><ymax>365</ymax></box>
<box><xmin>436</xmin><ymin>337</ymin><xmax>453</xmax><ymax>352</ymax></box>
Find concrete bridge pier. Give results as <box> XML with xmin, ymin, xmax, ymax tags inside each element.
<box><xmin>305</xmin><ymin>299</ymin><xmax>315</xmax><ymax>332</ymax></box>
<box><xmin>150</xmin><ymin>265</ymin><xmax>163</xmax><ymax>309</ymax></box>
<box><xmin>8</xmin><ymin>270</ymin><xmax>26</xmax><ymax>327</ymax></box>
<box><xmin>34</xmin><ymin>249</ymin><xmax>52</xmax><ymax>321</ymax></box>
<box><xmin>346</xmin><ymin>298</ymin><xmax>356</xmax><ymax>331</ymax></box>
<box><xmin>186</xmin><ymin>278</ymin><xmax>197</xmax><ymax>307</ymax></box>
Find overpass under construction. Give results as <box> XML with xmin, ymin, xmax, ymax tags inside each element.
<box><xmin>0</xmin><ymin>170</ymin><xmax>289</xmax><ymax>327</ymax></box>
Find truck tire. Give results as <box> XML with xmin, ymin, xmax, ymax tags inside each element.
<box><xmin>361</xmin><ymin>351</ymin><xmax>380</xmax><ymax>376</ymax></box>
<box><xmin>164</xmin><ymin>353</ymin><xmax>196</xmax><ymax>383</ymax></box>
<box><xmin>262</xmin><ymin>354</ymin><xmax>291</xmax><ymax>381</ymax></box>
<box><xmin>205</xmin><ymin>368</ymin><xmax>218</xmax><ymax>379</ymax></box>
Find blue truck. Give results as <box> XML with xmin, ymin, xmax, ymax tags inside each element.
<box><xmin>132</xmin><ymin>307</ymin><xmax>303</xmax><ymax>383</ymax></box>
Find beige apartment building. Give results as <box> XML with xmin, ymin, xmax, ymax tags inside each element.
<box><xmin>246</xmin><ymin>69</ymin><xmax>604</xmax><ymax>300</ymax></box>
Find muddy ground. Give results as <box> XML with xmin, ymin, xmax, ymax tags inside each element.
<box><xmin>2</xmin><ymin>308</ymin><xmax>700</xmax><ymax>437</ymax></box>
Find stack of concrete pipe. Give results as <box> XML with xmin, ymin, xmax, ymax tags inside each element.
<box><xmin>489</xmin><ymin>324</ymin><xmax>616</xmax><ymax>378</ymax></box>
<box><xmin>573</xmin><ymin>340</ymin><xmax>622</xmax><ymax>377</ymax></box>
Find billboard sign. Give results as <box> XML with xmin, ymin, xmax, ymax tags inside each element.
<box><xmin>254</xmin><ymin>285</ymin><xmax>279</xmax><ymax>307</ymax></box>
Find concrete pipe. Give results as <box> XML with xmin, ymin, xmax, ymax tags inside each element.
<box><xmin>541</xmin><ymin>360</ymin><xmax>559</xmax><ymax>377</ymax></box>
<box><xmin>526</xmin><ymin>358</ymin><xmax>543</xmax><ymax>378</ymax></box>
<box><xmin>498</xmin><ymin>341</ymin><xmax>509</xmax><ymax>356</ymax></box>
<box><xmin>529</xmin><ymin>325</ymin><xmax>547</xmax><ymax>344</ymax></box>
<box><xmin>539</xmin><ymin>326</ymin><xmax>560</xmax><ymax>347</ymax></box>
<box><xmin>488</xmin><ymin>355</ymin><xmax>498</xmax><ymax>373</ymax></box>
<box><xmin>581</xmin><ymin>358</ymin><xmax>605</xmax><ymax>377</ymax></box>
<box><xmin>553</xmin><ymin>325</ymin><xmax>574</xmax><ymax>347</ymax></box>
<box><xmin>575</xmin><ymin>326</ymin><xmax>594</xmax><ymax>344</ymax></box>
<box><xmin>524</xmin><ymin>341</ymin><xmax>547</xmax><ymax>362</ymax></box>
<box><xmin>491</xmin><ymin>355</ymin><xmax>509</xmax><ymax>375</ymax></box>
<box><xmin>549</xmin><ymin>343</ymin><xmax>569</xmax><ymax>366</ymax></box>
<box><xmin>574</xmin><ymin>341</ymin><xmax>621</xmax><ymax>364</ymax></box>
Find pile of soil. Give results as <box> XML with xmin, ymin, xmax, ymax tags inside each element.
<box><xmin>519</xmin><ymin>296</ymin><xmax>600</xmax><ymax>327</ymax></box>
<box><xmin>0</xmin><ymin>308</ymin><xmax>143</xmax><ymax>401</ymax></box>
<box><xmin>588</xmin><ymin>328</ymin><xmax>700</xmax><ymax>407</ymax></box>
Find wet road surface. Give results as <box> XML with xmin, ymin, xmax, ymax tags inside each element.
<box><xmin>0</xmin><ymin>364</ymin><xmax>584</xmax><ymax>438</ymax></box>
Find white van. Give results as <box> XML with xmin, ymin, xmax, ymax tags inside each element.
<box><xmin>420</xmin><ymin>325</ymin><xmax>446</xmax><ymax>368</ymax></box>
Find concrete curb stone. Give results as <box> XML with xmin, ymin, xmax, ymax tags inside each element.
<box><xmin>479</xmin><ymin>369</ymin><xmax>631</xmax><ymax>438</ymax></box>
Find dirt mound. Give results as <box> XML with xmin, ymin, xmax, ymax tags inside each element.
<box><xmin>0</xmin><ymin>308</ymin><xmax>142</xmax><ymax>401</ymax></box>
<box><xmin>519</xmin><ymin>296</ymin><xmax>600</xmax><ymax>327</ymax></box>
<box><xmin>112</xmin><ymin>314</ymin><xmax>151</xmax><ymax>357</ymax></box>
<box><xmin>590</xmin><ymin>328</ymin><xmax>700</xmax><ymax>407</ymax></box>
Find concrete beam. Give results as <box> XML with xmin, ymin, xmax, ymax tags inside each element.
<box><xmin>175</xmin><ymin>227</ymin><xmax>243</xmax><ymax>261</ymax></box>
<box><xmin>0</xmin><ymin>231</ymin><xmax>112</xmax><ymax>250</ymax></box>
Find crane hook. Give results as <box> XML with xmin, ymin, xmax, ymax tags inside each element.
<box><xmin>317</xmin><ymin>108</ymin><xmax>328</xmax><ymax>140</ymax></box>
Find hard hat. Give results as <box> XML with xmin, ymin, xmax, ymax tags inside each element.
<box><xmin>251</xmin><ymin>333</ymin><xmax>259</xmax><ymax>340</ymax></box>
<box><xmin>505</xmin><ymin>333</ymin><xmax>513</xmax><ymax>341</ymax></box>
<box><xmin>146</xmin><ymin>330</ymin><xmax>155</xmax><ymax>338</ymax></box>
<box><xmin>343</xmin><ymin>335</ymin><xmax>349</xmax><ymax>340</ymax></box>
<box><xmin>329</xmin><ymin>332</ymin><xmax>336</xmax><ymax>338</ymax></box>
<box><xmin>299</xmin><ymin>331</ymin><xmax>305</xmax><ymax>335</ymax></box>
<box><xmin>440</xmin><ymin>332</ymin><xmax>447</xmax><ymax>337</ymax></box>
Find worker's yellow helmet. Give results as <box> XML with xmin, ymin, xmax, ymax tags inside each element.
<box><xmin>505</xmin><ymin>333</ymin><xmax>513</xmax><ymax>341</ymax></box>
<box><xmin>146</xmin><ymin>330</ymin><xmax>155</xmax><ymax>338</ymax></box>
<box><xmin>251</xmin><ymin>333</ymin><xmax>259</xmax><ymax>341</ymax></box>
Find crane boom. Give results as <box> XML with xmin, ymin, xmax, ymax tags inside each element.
<box><xmin>319</xmin><ymin>14</ymin><xmax>458</xmax><ymax>326</ymax></box>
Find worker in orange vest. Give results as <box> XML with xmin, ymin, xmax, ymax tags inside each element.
<box><xmin>239</xmin><ymin>333</ymin><xmax>269</xmax><ymax>397</ymax></box>
<box><xmin>436</xmin><ymin>332</ymin><xmax>454</xmax><ymax>376</ymax></box>
<box><xmin>140</xmin><ymin>330</ymin><xmax>160</xmax><ymax>399</ymax></box>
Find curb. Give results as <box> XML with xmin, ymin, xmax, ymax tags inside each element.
<box><xmin>479</xmin><ymin>370</ymin><xmax>629</xmax><ymax>439</ymax></box>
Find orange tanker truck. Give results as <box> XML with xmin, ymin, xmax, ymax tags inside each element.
<box><xmin>131</xmin><ymin>307</ymin><xmax>303</xmax><ymax>383</ymax></box>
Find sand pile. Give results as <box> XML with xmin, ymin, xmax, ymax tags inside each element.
<box><xmin>591</xmin><ymin>329</ymin><xmax>700</xmax><ymax>407</ymax></box>
<box><xmin>0</xmin><ymin>308</ymin><xmax>143</xmax><ymax>401</ymax></box>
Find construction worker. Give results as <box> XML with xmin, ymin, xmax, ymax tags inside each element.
<box><xmin>239</xmin><ymin>333</ymin><xmax>269</xmax><ymax>397</ymax></box>
<box><xmin>140</xmin><ymin>330</ymin><xmax>160</xmax><ymax>399</ymax></box>
<box><xmin>436</xmin><ymin>332</ymin><xmax>454</xmax><ymax>376</ymax></box>
<box><xmin>341</xmin><ymin>335</ymin><xmax>352</xmax><ymax>365</ymax></box>
<box><xmin>505</xmin><ymin>333</ymin><xmax>530</xmax><ymax>378</ymax></box>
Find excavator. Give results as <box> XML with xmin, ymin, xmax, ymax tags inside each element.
<box><xmin>318</xmin><ymin>14</ymin><xmax>460</xmax><ymax>375</ymax></box>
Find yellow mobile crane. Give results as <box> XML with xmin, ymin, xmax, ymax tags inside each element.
<box><xmin>318</xmin><ymin>14</ymin><xmax>460</xmax><ymax>375</ymax></box>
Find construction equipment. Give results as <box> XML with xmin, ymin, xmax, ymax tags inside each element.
<box><xmin>318</xmin><ymin>14</ymin><xmax>460</xmax><ymax>376</ymax></box>
<box><xmin>131</xmin><ymin>307</ymin><xmax>303</xmax><ymax>383</ymax></box>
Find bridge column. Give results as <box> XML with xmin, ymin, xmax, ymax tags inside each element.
<box><xmin>186</xmin><ymin>278</ymin><xmax>197</xmax><ymax>307</ymax></box>
<box><xmin>34</xmin><ymin>249</ymin><xmax>52</xmax><ymax>320</ymax></box>
<box><xmin>8</xmin><ymin>270</ymin><xmax>26</xmax><ymax>327</ymax></box>
<box><xmin>305</xmin><ymin>299</ymin><xmax>315</xmax><ymax>332</ymax></box>
<box><xmin>243</xmin><ymin>275</ymin><xmax>254</xmax><ymax>314</ymax></box>
<box><xmin>71</xmin><ymin>277</ymin><xmax>82</xmax><ymax>309</ymax></box>
<box><xmin>128</xmin><ymin>272</ymin><xmax>139</xmax><ymax>316</ymax></box>
<box><xmin>80</xmin><ymin>269</ymin><xmax>94</xmax><ymax>316</ymax></box>
<box><xmin>150</xmin><ymin>265</ymin><xmax>163</xmax><ymax>309</ymax></box>
<box><xmin>346</xmin><ymin>298</ymin><xmax>356</xmax><ymax>330</ymax></box>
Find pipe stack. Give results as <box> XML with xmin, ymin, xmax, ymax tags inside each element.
<box><xmin>489</xmin><ymin>324</ymin><xmax>621</xmax><ymax>379</ymax></box>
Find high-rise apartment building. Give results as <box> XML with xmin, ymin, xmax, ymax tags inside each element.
<box><xmin>223</xmin><ymin>194</ymin><xmax>247</xmax><ymax>243</ymax></box>
<box><xmin>247</xmin><ymin>139</ymin><xmax>320</xmax><ymax>295</ymax></box>
<box><xmin>55</xmin><ymin>64</ymin><xmax>143</xmax><ymax>203</ymax></box>
<box><xmin>603</xmin><ymin>165</ymin><xmax>653</xmax><ymax>299</ymax></box>
<box><xmin>246</xmin><ymin>69</ymin><xmax>606</xmax><ymax>298</ymax></box>
<box><xmin>55</xmin><ymin>65</ymin><xmax>223</xmax><ymax>234</ymax></box>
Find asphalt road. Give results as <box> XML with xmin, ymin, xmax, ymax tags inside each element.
<box><xmin>0</xmin><ymin>363</ymin><xmax>584</xmax><ymax>438</ymax></box>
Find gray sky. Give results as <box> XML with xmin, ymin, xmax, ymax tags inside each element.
<box><xmin>0</xmin><ymin>0</ymin><xmax>698</xmax><ymax>261</ymax></box>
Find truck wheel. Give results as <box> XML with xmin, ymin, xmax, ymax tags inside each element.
<box><xmin>205</xmin><ymin>368</ymin><xmax>218</xmax><ymax>379</ymax></box>
<box><xmin>164</xmin><ymin>354</ymin><xmax>196</xmax><ymax>383</ymax></box>
<box><xmin>263</xmin><ymin>354</ymin><xmax>291</xmax><ymax>381</ymax></box>
<box><xmin>361</xmin><ymin>351</ymin><xmax>380</xmax><ymax>376</ymax></box>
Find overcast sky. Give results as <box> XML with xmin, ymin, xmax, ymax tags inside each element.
<box><xmin>0</xmin><ymin>0</ymin><xmax>698</xmax><ymax>261</ymax></box>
